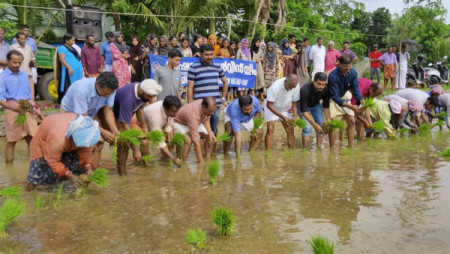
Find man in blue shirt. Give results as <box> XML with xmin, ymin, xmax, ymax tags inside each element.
<box><xmin>61</xmin><ymin>72</ymin><xmax>119</xmax><ymax>168</ymax></box>
<box><xmin>0</xmin><ymin>50</ymin><xmax>39</xmax><ymax>163</ymax></box>
<box><xmin>101</xmin><ymin>31</ymin><xmax>114</xmax><ymax>72</ymax></box>
<box><xmin>223</xmin><ymin>95</ymin><xmax>262</xmax><ymax>155</ymax></box>
<box><xmin>187</xmin><ymin>43</ymin><xmax>229</xmax><ymax>135</ymax></box>
<box><xmin>11</xmin><ymin>25</ymin><xmax>37</xmax><ymax>53</ymax></box>
<box><xmin>327</xmin><ymin>53</ymin><xmax>364</xmax><ymax>148</ymax></box>
<box><xmin>0</xmin><ymin>27</ymin><xmax>11</xmax><ymax>72</ymax></box>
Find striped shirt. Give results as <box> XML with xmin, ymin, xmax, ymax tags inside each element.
<box><xmin>188</xmin><ymin>59</ymin><xmax>225</xmax><ymax>107</ymax></box>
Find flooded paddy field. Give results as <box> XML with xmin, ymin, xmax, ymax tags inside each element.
<box><xmin>1</xmin><ymin>127</ymin><xmax>450</xmax><ymax>253</ymax></box>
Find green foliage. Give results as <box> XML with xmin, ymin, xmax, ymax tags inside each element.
<box><xmin>439</xmin><ymin>148</ymin><xmax>450</xmax><ymax>157</ymax></box>
<box><xmin>396</xmin><ymin>127</ymin><xmax>409</xmax><ymax>134</ymax></box>
<box><xmin>284</xmin><ymin>149</ymin><xmax>295</xmax><ymax>157</ymax></box>
<box><xmin>251</xmin><ymin>117</ymin><xmax>263</xmax><ymax>133</ymax></box>
<box><xmin>15</xmin><ymin>114</ymin><xmax>26</xmax><ymax>126</ymax></box>
<box><xmin>372</xmin><ymin>121</ymin><xmax>385</xmax><ymax>132</ymax></box>
<box><xmin>418</xmin><ymin>123</ymin><xmax>431</xmax><ymax>135</ymax></box>
<box><xmin>208</xmin><ymin>161</ymin><xmax>220</xmax><ymax>185</ymax></box>
<box><xmin>311</xmin><ymin>235</ymin><xmax>335</xmax><ymax>254</ymax></box>
<box><xmin>53</xmin><ymin>183</ymin><xmax>64</xmax><ymax>209</ymax></box>
<box><xmin>170</xmin><ymin>133</ymin><xmax>185</xmax><ymax>146</ymax></box>
<box><xmin>216</xmin><ymin>133</ymin><xmax>232</xmax><ymax>142</ymax></box>
<box><xmin>185</xmin><ymin>228</ymin><xmax>207</xmax><ymax>250</ymax></box>
<box><xmin>362</xmin><ymin>97</ymin><xmax>376</xmax><ymax>109</ymax></box>
<box><xmin>340</xmin><ymin>148</ymin><xmax>352</xmax><ymax>155</ymax></box>
<box><xmin>0</xmin><ymin>199</ymin><xmax>25</xmax><ymax>238</ymax></box>
<box><xmin>88</xmin><ymin>168</ymin><xmax>109</xmax><ymax>188</ymax></box>
<box><xmin>113</xmin><ymin>129</ymin><xmax>144</xmax><ymax>163</ymax></box>
<box><xmin>211</xmin><ymin>206</ymin><xmax>235</xmax><ymax>236</ymax></box>
<box><xmin>143</xmin><ymin>155</ymin><xmax>155</xmax><ymax>164</ymax></box>
<box><xmin>437</xmin><ymin>112</ymin><xmax>446</xmax><ymax>120</ymax></box>
<box><xmin>350</xmin><ymin>42</ymin><xmax>367</xmax><ymax>59</ymax></box>
<box><xmin>292</xmin><ymin>119</ymin><xmax>307</xmax><ymax>129</ymax></box>
<box><xmin>146</xmin><ymin>130</ymin><xmax>165</xmax><ymax>146</ymax></box>
<box><xmin>322</xmin><ymin>120</ymin><xmax>345</xmax><ymax>133</ymax></box>
<box><xmin>0</xmin><ymin>187</ymin><xmax>22</xmax><ymax>197</ymax></box>
<box><xmin>434</xmin><ymin>119</ymin><xmax>444</xmax><ymax>128</ymax></box>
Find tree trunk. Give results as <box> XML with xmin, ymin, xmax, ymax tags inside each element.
<box><xmin>113</xmin><ymin>13</ymin><xmax>121</xmax><ymax>31</ymax></box>
<box><xmin>260</xmin><ymin>0</ymin><xmax>272</xmax><ymax>41</ymax></box>
<box><xmin>251</xmin><ymin>0</ymin><xmax>264</xmax><ymax>39</ymax></box>
<box><xmin>275</xmin><ymin>0</ymin><xmax>286</xmax><ymax>33</ymax></box>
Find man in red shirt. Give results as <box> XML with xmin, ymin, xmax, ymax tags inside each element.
<box><xmin>369</xmin><ymin>44</ymin><xmax>382</xmax><ymax>84</ymax></box>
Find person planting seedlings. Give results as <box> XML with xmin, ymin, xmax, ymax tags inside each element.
<box><xmin>27</xmin><ymin>113</ymin><xmax>101</xmax><ymax>191</ymax></box>
<box><xmin>383</xmin><ymin>95</ymin><xmax>420</xmax><ymax>134</ymax></box>
<box><xmin>208</xmin><ymin>161</ymin><xmax>220</xmax><ymax>185</ymax></box>
<box><xmin>211</xmin><ymin>206</ymin><xmax>235</xmax><ymax>236</ymax></box>
<box><xmin>223</xmin><ymin>95</ymin><xmax>263</xmax><ymax>156</ymax></box>
<box><xmin>0</xmin><ymin>199</ymin><xmax>25</xmax><ymax>238</ymax></box>
<box><xmin>185</xmin><ymin>228</ymin><xmax>207</xmax><ymax>250</ymax></box>
<box><xmin>367</xmin><ymin>99</ymin><xmax>402</xmax><ymax>139</ymax></box>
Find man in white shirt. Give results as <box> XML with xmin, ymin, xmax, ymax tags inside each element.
<box><xmin>396</xmin><ymin>44</ymin><xmax>410</xmax><ymax>90</ymax></box>
<box><xmin>309</xmin><ymin>37</ymin><xmax>326</xmax><ymax>79</ymax></box>
<box><xmin>264</xmin><ymin>74</ymin><xmax>300</xmax><ymax>150</ymax></box>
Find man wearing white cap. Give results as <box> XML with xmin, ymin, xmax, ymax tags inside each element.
<box><xmin>113</xmin><ymin>79</ymin><xmax>162</xmax><ymax>174</ymax></box>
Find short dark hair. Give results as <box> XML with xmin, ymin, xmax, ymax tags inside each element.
<box><xmin>163</xmin><ymin>95</ymin><xmax>182</xmax><ymax>109</ymax></box>
<box><xmin>19</xmin><ymin>25</ymin><xmax>29</xmax><ymax>30</ymax></box>
<box><xmin>339</xmin><ymin>53</ymin><xmax>353</xmax><ymax>64</ymax></box>
<box><xmin>288</xmin><ymin>34</ymin><xmax>296</xmax><ymax>39</ymax></box>
<box><xmin>201</xmin><ymin>96</ymin><xmax>216</xmax><ymax>108</ymax></box>
<box><xmin>295</xmin><ymin>43</ymin><xmax>303</xmax><ymax>50</ymax></box>
<box><xmin>105</xmin><ymin>31</ymin><xmax>114</xmax><ymax>38</ymax></box>
<box><xmin>63</xmin><ymin>33</ymin><xmax>74</xmax><ymax>43</ymax></box>
<box><xmin>168</xmin><ymin>48</ymin><xmax>182</xmax><ymax>58</ymax></box>
<box><xmin>343</xmin><ymin>41</ymin><xmax>350</xmax><ymax>45</ymax></box>
<box><xmin>426</xmin><ymin>96</ymin><xmax>439</xmax><ymax>107</ymax></box>
<box><xmin>15</xmin><ymin>32</ymin><xmax>26</xmax><ymax>39</ymax></box>
<box><xmin>370</xmin><ymin>83</ymin><xmax>382</xmax><ymax>93</ymax></box>
<box><xmin>96</xmin><ymin>72</ymin><xmax>119</xmax><ymax>90</ymax></box>
<box><xmin>193</xmin><ymin>34</ymin><xmax>202</xmax><ymax>42</ymax></box>
<box><xmin>178</xmin><ymin>32</ymin><xmax>186</xmax><ymax>38</ymax></box>
<box><xmin>303</xmin><ymin>37</ymin><xmax>309</xmax><ymax>42</ymax></box>
<box><xmin>238</xmin><ymin>95</ymin><xmax>253</xmax><ymax>107</ymax></box>
<box><xmin>317</xmin><ymin>37</ymin><xmax>323</xmax><ymax>42</ymax></box>
<box><xmin>200</xmin><ymin>44</ymin><xmax>214</xmax><ymax>53</ymax></box>
<box><xmin>86</xmin><ymin>34</ymin><xmax>94</xmax><ymax>40</ymax></box>
<box><xmin>169</xmin><ymin>35</ymin><xmax>177</xmax><ymax>42</ymax></box>
<box><xmin>313</xmin><ymin>72</ymin><xmax>327</xmax><ymax>81</ymax></box>
<box><xmin>6</xmin><ymin>49</ymin><xmax>23</xmax><ymax>60</ymax></box>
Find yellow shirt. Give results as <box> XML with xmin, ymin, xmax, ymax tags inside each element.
<box><xmin>370</xmin><ymin>99</ymin><xmax>395</xmax><ymax>137</ymax></box>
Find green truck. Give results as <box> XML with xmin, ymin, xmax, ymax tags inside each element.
<box><xmin>35</xmin><ymin>42</ymin><xmax>58</xmax><ymax>101</ymax></box>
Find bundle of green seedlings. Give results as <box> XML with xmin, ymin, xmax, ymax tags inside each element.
<box><xmin>208</xmin><ymin>161</ymin><xmax>220</xmax><ymax>185</ymax></box>
<box><xmin>170</xmin><ymin>133</ymin><xmax>185</xmax><ymax>160</ymax></box>
<box><xmin>15</xmin><ymin>99</ymin><xmax>34</xmax><ymax>126</ymax></box>
<box><xmin>396</xmin><ymin>127</ymin><xmax>410</xmax><ymax>135</ymax></box>
<box><xmin>251</xmin><ymin>117</ymin><xmax>263</xmax><ymax>133</ymax></box>
<box><xmin>418</xmin><ymin>123</ymin><xmax>431</xmax><ymax>135</ymax></box>
<box><xmin>216</xmin><ymin>132</ymin><xmax>232</xmax><ymax>142</ymax></box>
<box><xmin>0</xmin><ymin>199</ymin><xmax>25</xmax><ymax>238</ymax></box>
<box><xmin>211</xmin><ymin>206</ymin><xmax>235</xmax><ymax>236</ymax></box>
<box><xmin>113</xmin><ymin>129</ymin><xmax>144</xmax><ymax>163</ymax></box>
<box><xmin>311</xmin><ymin>235</ymin><xmax>335</xmax><ymax>254</ymax></box>
<box><xmin>292</xmin><ymin>119</ymin><xmax>307</xmax><ymax>129</ymax></box>
<box><xmin>439</xmin><ymin>148</ymin><xmax>450</xmax><ymax>157</ymax></box>
<box><xmin>146</xmin><ymin>130</ymin><xmax>165</xmax><ymax>147</ymax></box>
<box><xmin>362</xmin><ymin>97</ymin><xmax>376</xmax><ymax>109</ymax></box>
<box><xmin>185</xmin><ymin>228</ymin><xmax>207</xmax><ymax>250</ymax></box>
<box><xmin>87</xmin><ymin>168</ymin><xmax>109</xmax><ymax>187</ymax></box>
<box><xmin>0</xmin><ymin>186</ymin><xmax>23</xmax><ymax>197</ymax></box>
<box><xmin>142</xmin><ymin>154</ymin><xmax>155</xmax><ymax>164</ymax></box>
<box><xmin>371</xmin><ymin>121</ymin><xmax>385</xmax><ymax>133</ymax></box>
<box><xmin>322</xmin><ymin>120</ymin><xmax>345</xmax><ymax>134</ymax></box>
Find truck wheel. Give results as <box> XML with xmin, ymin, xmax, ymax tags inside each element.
<box><xmin>37</xmin><ymin>72</ymin><xmax>58</xmax><ymax>101</ymax></box>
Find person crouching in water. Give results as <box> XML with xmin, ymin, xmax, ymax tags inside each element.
<box><xmin>27</xmin><ymin>114</ymin><xmax>100</xmax><ymax>190</ymax></box>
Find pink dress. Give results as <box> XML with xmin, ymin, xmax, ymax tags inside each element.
<box><xmin>110</xmin><ymin>43</ymin><xmax>131</xmax><ymax>88</ymax></box>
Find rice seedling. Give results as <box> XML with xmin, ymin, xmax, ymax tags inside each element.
<box><xmin>211</xmin><ymin>206</ymin><xmax>235</xmax><ymax>236</ymax></box>
<box><xmin>437</xmin><ymin>112</ymin><xmax>446</xmax><ymax>120</ymax></box>
<box><xmin>372</xmin><ymin>121</ymin><xmax>385</xmax><ymax>132</ymax></box>
<box><xmin>362</xmin><ymin>97</ymin><xmax>376</xmax><ymax>109</ymax></box>
<box><xmin>439</xmin><ymin>148</ymin><xmax>450</xmax><ymax>157</ymax></box>
<box><xmin>15</xmin><ymin>114</ymin><xmax>27</xmax><ymax>126</ymax></box>
<box><xmin>0</xmin><ymin>199</ymin><xmax>25</xmax><ymax>238</ymax></box>
<box><xmin>185</xmin><ymin>228</ymin><xmax>207</xmax><ymax>250</ymax></box>
<box><xmin>340</xmin><ymin>148</ymin><xmax>351</xmax><ymax>155</ymax></box>
<box><xmin>284</xmin><ymin>149</ymin><xmax>295</xmax><ymax>157</ymax></box>
<box><xmin>216</xmin><ymin>132</ymin><xmax>232</xmax><ymax>142</ymax></box>
<box><xmin>251</xmin><ymin>117</ymin><xmax>263</xmax><ymax>133</ymax></box>
<box><xmin>418</xmin><ymin>123</ymin><xmax>431</xmax><ymax>135</ymax></box>
<box><xmin>146</xmin><ymin>130</ymin><xmax>165</xmax><ymax>146</ymax></box>
<box><xmin>396</xmin><ymin>127</ymin><xmax>409</xmax><ymax>135</ymax></box>
<box><xmin>208</xmin><ymin>161</ymin><xmax>220</xmax><ymax>185</ymax></box>
<box><xmin>434</xmin><ymin>119</ymin><xmax>444</xmax><ymax>127</ymax></box>
<box><xmin>88</xmin><ymin>168</ymin><xmax>109</xmax><ymax>187</ymax></box>
<box><xmin>35</xmin><ymin>194</ymin><xmax>47</xmax><ymax>210</ymax></box>
<box><xmin>53</xmin><ymin>183</ymin><xmax>64</xmax><ymax>209</ymax></box>
<box><xmin>113</xmin><ymin>129</ymin><xmax>144</xmax><ymax>163</ymax></box>
<box><xmin>143</xmin><ymin>155</ymin><xmax>155</xmax><ymax>164</ymax></box>
<box><xmin>170</xmin><ymin>133</ymin><xmax>185</xmax><ymax>160</ymax></box>
<box><xmin>18</xmin><ymin>99</ymin><xmax>34</xmax><ymax>112</ymax></box>
<box><xmin>0</xmin><ymin>186</ymin><xmax>23</xmax><ymax>197</ymax></box>
<box><xmin>322</xmin><ymin>120</ymin><xmax>345</xmax><ymax>133</ymax></box>
<box><xmin>292</xmin><ymin>119</ymin><xmax>307</xmax><ymax>129</ymax></box>
<box><xmin>311</xmin><ymin>235</ymin><xmax>335</xmax><ymax>254</ymax></box>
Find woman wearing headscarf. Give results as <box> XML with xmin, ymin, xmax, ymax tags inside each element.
<box><xmin>208</xmin><ymin>34</ymin><xmax>220</xmax><ymax>54</ymax></box>
<box><xmin>110</xmin><ymin>31</ymin><xmax>131</xmax><ymax>88</ymax></box>
<box><xmin>276</xmin><ymin>43</ymin><xmax>284</xmax><ymax>78</ymax></box>
<box><xmin>294</xmin><ymin>43</ymin><xmax>309</xmax><ymax>87</ymax></box>
<box><xmin>130</xmin><ymin>36</ymin><xmax>143</xmax><ymax>82</ymax></box>
<box><xmin>263</xmin><ymin>42</ymin><xmax>279</xmax><ymax>91</ymax></box>
<box><xmin>158</xmin><ymin>35</ymin><xmax>170</xmax><ymax>56</ymax></box>
<box><xmin>281</xmin><ymin>38</ymin><xmax>295</xmax><ymax>77</ymax></box>
<box><xmin>259</xmin><ymin>41</ymin><xmax>266</xmax><ymax>54</ymax></box>
<box><xmin>142</xmin><ymin>34</ymin><xmax>158</xmax><ymax>79</ymax></box>
<box><xmin>236</xmin><ymin>38</ymin><xmax>251</xmax><ymax>96</ymax></box>
<box><xmin>251</xmin><ymin>37</ymin><xmax>265</xmax><ymax>99</ymax></box>
<box><xmin>27</xmin><ymin>113</ymin><xmax>101</xmax><ymax>190</ymax></box>
<box><xmin>57</xmin><ymin>33</ymin><xmax>83</xmax><ymax>103</ymax></box>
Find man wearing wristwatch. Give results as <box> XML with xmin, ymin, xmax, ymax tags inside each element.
<box><xmin>187</xmin><ymin>44</ymin><xmax>229</xmax><ymax>135</ymax></box>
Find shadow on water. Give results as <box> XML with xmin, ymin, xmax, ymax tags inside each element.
<box><xmin>1</xmin><ymin>127</ymin><xmax>450</xmax><ymax>253</ymax></box>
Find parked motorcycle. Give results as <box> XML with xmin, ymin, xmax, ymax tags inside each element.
<box><xmin>436</xmin><ymin>56</ymin><xmax>449</xmax><ymax>84</ymax></box>
<box><xmin>407</xmin><ymin>54</ymin><xmax>425</xmax><ymax>87</ymax></box>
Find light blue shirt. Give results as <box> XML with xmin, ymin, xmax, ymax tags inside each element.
<box><xmin>0</xmin><ymin>41</ymin><xmax>11</xmax><ymax>61</ymax></box>
<box><xmin>101</xmin><ymin>41</ymin><xmax>112</xmax><ymax>65</ymax></box>
<box><xmin>225</xmin><ymin>96</ymin><xmax>262</xmax><ymax>132</ymax></box>
<box><xmin>12</xmin><ymin>37</ymin><xmax>37</xmax><ymax>53</ymax></box>
<box><xmin>61</xmin><ymin>78</ymin><xmax>116</xmax><ymax>118</ymax></box>
<box><xmin>0</xmin><ymin>68</ymin><xmax>32</xmax><ymax>101</ymax></box>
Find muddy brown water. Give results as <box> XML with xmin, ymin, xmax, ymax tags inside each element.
<box><xmin>1</xmin><ymin>126</ymin><xmax>450</xmax><ymax>253</ymax></box>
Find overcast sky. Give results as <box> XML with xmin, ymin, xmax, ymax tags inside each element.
<box><xmin>357</xmin><ymin>0</ymin><xmax>450</xmax><ymax>24</ymax></box>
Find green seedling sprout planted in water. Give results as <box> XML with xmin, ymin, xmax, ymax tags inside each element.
<box><xmin>208</xmin><ymin>161</ymin><xmax>220</xmax><ymax>185</ymax></box>
<box><xmin>396</xmin><ymin>127</ymin><xmax>409</xmax><ymax>135</ymax></box>
<box><xmin>322</xmin><ymin>120</ymin><xmax>345</xmax><ymax>133</ymax></box>
<box><xmin>311</xmin><ymin>235</ymin><xmax>335</xmax><ymax>254</ymax></box>
<box><xmin>88</xmin><ymin>168</ymin><xmax>109</xmax><ymax>187</ymax></box>
<box><xmin>170</xmin><ymin>133</ymin><xmax>185</xmax><ymax>159</ymax></box>
<box><xmin>113</xmin><ymin>129</ymin><xmax>144</xmax><ymax>163</ymax></box>
<box><xmin>292</xmin><ymin>119</ymin><xmax>307</xmax><ymax>129</ymax></box>
<box><xmin>439</xmin><ymin>148</ymin><xmax>450</xmax><ymax>157</ymax></box>
<box><xmin>185</xmin><ymin>228</ymin><xmax>207</xmax><ymax>250</ymax></box>
<box><xmin>0</xmin><ymin>199</ymin><xmax>25</xmax><ymax>238</ymax></box>
<box><xmin>418</xmin><ymin>123</ymin><xmax>431</xmax><ymax>135</ymax></box>
<box><xmin>434</xmin><ymin>119</ymin><xmax>444</xmax><ymax>128</ymax></box>
<box><xmin>216</xmin><ymin>132</ymin><xmax>232</xmax><ymax>142</ymax></box>
<box><xmin>211</xmin><ymin>206</ymin><xmax>235</xmax><ymax>236</ymax></box>
<box><xmin>0</xmin><ymin>186</ymin><xmax>23</xmax><ymax>197</ymax></box>
<box><xmin>251</xmin><ymin>117</ymin><xmax>263</xmax><ymax>133</ymax></box>
<box><xmin>146</xmin><ymin>130</ymin><xmax>165</xmax><ymax>146</ymax></box>
<box><xmin>372</xmin><ymin>121</ymin><xmax>385</xmax><ymax>132</ymax></box>
<box><xmin>53</xmin><ymin>183</ymin><xmax>64</xmax><ymax>209</ymax></box>
<box><xmin>143</xmin><ymin>155</ymin><xmax>155</xmax><ymax>164</ymax></box>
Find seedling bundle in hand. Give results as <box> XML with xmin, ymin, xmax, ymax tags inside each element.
<box><xmin>371</xmin><ymin>121</ymin><xmax>385</xmax><ymax>132</ymax></box>
<box><xmin>418</xmin><ymin>123</ymin><xmax>431</xmax><ymax>135</ymax></box>
<box><xmin>113</xmin><ymin>129</ymin><xmax>144</xmax><ymax>163</ymax></box>
<box><xmin>185</xmin><ymin>228</ymin><xmax>207</xmax><ymax>250</ymax></box>
<box><xmin>15</xmin><ymin>100</ymin><xmax>34</xmax><ymax>126</ymax></box>
<box><xmin>170</xmin><ymin>133</ymin><xmax>185</xmax><ymax>160</ymax></box>
<box><xmin>396</xmin><ymin>127</ymin><xmax>409</xmax><ymax>135</ymax></box>
<box><xmin>251</xmin><ymin>117</ymin><xmax>263</xmax><ymax>133</ymax></box>
<box><xmin>322</xmin><ymin>120</ymin><xmax>345</xmax><ymax>134</ymax></box>
<box><xmin>211</xmin><ymin>206</ymin><xmax>235</xmax><ymax>236</ymax></box>
<box><xmin>146</xmin><ymin>130</ymin><xmax>165</xmax><ymax>146</ymax></box>
<box><xmin>311</xmin><ymin>235</ymin><xmax>335</xmax><ymax>254</ymax></box>
<box><xmin>216</xmin><ymin>133</ymin><xmax>232</xmax><ymax>142</ymax></box>
<box><xmin>292</xmin><ymin>119</ymin><xmax>307</xmax><ymax>129</ymax></box>
<box><xmin>208</xmin><ymin>161</ymin><xmax>220</xmax><ymax>185</ymax></box>
<box><xmin>88</xmin><ymin>168</ymin><xmax>109</xmax><ymax>187</ymax></box>
<box><xmin>362</xmin><ymin>97</ymin><xmax>376</xmax><ymax>109</ymax></box>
